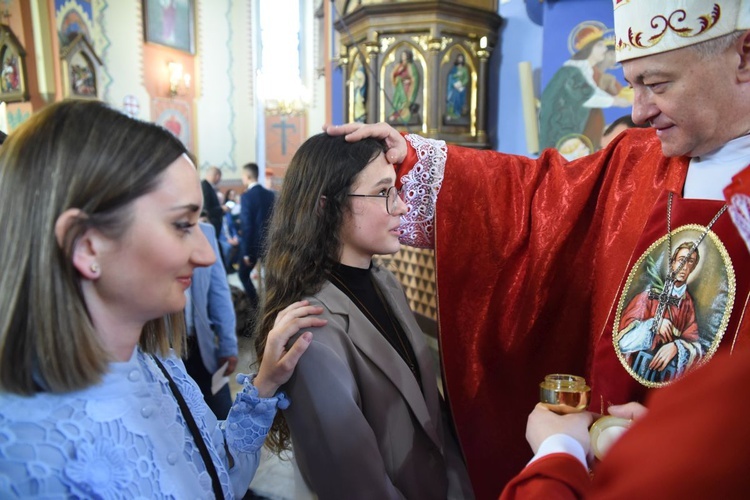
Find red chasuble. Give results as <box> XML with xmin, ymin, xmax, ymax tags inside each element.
<box><xmin>393</xmin><ymin>128</ymin><xmax>750</xmax><ymax>498</ymax></box>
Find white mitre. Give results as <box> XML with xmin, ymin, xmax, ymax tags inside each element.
<box><xmin>613</xmin><ymin>0</ymin><xmax>750</xmax><ymax>62</ymax></box>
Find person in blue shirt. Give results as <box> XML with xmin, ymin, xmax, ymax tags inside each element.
<box><xmin>0</xmin><ymin>100</ymin><xmax>325</xmax><ymax>499</ymax></box>
<box><xmin>184</xmin><ymin>222</ymin><xmax>239</xmax><ymax>419</ymax></box>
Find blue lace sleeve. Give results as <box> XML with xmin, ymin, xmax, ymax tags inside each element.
<box><xmin>223</xmin><ymin>373</ymin><xmax>288</xmax><ymax>452</ymax></box>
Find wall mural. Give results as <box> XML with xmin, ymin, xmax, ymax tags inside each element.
<box><xmin>539</xmin><ymin>2</ymin><xmax>633</xmax><ymax>159</ymax></box>
<box><xmin>55</xmin><ymin>0</ymin><xmax>93</xmax><ymax>42</ymax></box>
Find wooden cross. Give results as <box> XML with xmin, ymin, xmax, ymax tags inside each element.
<box><xmin>272</xmin><ymin>115</ymin><xmax>296</xmax><ymax>156</ymax></box>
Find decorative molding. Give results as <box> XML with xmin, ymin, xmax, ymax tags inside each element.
<box><xmin>224</xmin><ymin>0</ymin><xmax>236</xmax><ymax>171</ymax></box>
<box><xmin>94</xmin><ymin>0</ymin><xmax>113</xmax><ymax>102</ymax></box>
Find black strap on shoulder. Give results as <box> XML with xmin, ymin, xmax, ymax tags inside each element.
<box><xmin>152</xmin><ymin>356</ymin><xmax>225</xmax><ymax>500</ymax></box>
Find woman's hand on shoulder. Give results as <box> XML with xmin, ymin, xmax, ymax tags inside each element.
<box><xmin>253</xmin><ymin>300</ymin><xmax>327</xmax><ymax>398</ymax></box>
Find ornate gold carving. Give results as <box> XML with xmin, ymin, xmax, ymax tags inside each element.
<box><xmin>380</xmin><ymin>36</ymin><xmax>396</xmax><ymax>53</ymax></box>
<box><xmin>410</xmin><ymin>35</ymin><xmax>452</xmax><ymax>53</ymax></box>
<box><xmin>411</xmin><ymin>35</ymin><xmax>430</xmax><ymax>53</ymax></box>
<box><xmin>462</xmin><ymin>39</ymin><xmax>478</xmax><ymax>57</ymax></box>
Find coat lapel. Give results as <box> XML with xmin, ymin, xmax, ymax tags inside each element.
<box><xmin>319</xmin><ymin>269</ymin><xmax>443</xmax><ymax>450</ymax></box>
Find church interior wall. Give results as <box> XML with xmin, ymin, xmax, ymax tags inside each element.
<box><xmin>1</xmin><ymin>0</ymin><xmax>626</xmax><ymax>171</ymax></box>
<box><xmin>3</xmin><ymin>0</ymin><xmax>555</xmax><ymax>177</ymax></box>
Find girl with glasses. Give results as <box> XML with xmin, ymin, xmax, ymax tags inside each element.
<box><xmin>254</xmin><ymin>133</ymin><xmax>474</xmax><ymax>499</ymax></box>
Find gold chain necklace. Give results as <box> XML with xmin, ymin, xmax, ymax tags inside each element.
<box><xmin>650</xmin><ymin>192</ymin><xmax>728</xmax><ymax>335</ymax></box>
<box><xmin>329</xmin><ymin>271</ymin><xmax>419</xmax><ymax>379</ymax></box>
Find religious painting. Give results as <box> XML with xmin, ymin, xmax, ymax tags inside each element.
<box><xmin>556</xmin><ymin>133</ymin><xmax>594</xmax><ymax>161</ymax></box>
<box><xmin>613</xmin><ymin>226</ymin><xmax>735</xmax><ymax>388</ymax></box>
<box><xmin>152</xmin><ymin>97</ymin><xmax>193</xmax><ymax>151</ymax></box>
<box><xmin>348</xmin><ymin>55</ymin><xmax>367</xmax><ymax>123</ymax></box>
<box><xmin>441</xmin><ymin>47</ymin><xmax>472</xmax><ymax>127</ymax></box>
<box><xmin>0</xmin><ymin>25</ymin><xmax>28</xmax><ymax>103</ymax></box>
<box><xmin>60</xmin><ymin>33</ymin><xmax>102</xmax><ymax>99</ymax></box>
<box><xmin>143</xmin><ymin>0</ymin><xmax>195</xmax><ymax>54</ymax></box>
<box><xmin>538</xmin><ymin>2</ymin><xmax>634</xmax><ymax>155</ymax></box>
<box><xmin>382</xmin><ymin>44</ymin><xmax>424</xmax><ymax>128</ymax></box>
<box><xmin>69</xmin><ymin>52</ymin><xmax>96</xmax><ymax>96</ymax></box>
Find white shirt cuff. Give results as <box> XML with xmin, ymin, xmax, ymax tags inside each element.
<box><xmin>527</xmin><ymin>433</ymin><xmax>587</xmax><ymax>470</ymax></box>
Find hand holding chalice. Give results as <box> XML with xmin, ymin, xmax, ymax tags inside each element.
<box><xmin>539</xmin><ymin>374</ymin><xmax>632</xmax><ymax>460</ymax></box>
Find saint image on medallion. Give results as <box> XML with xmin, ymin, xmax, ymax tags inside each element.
<box><xmin>614</xmin><ymin>226</ymin><xmax>735</xmax><ymax>387</ymax></box>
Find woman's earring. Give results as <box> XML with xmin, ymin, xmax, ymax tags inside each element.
<box><xmin>90</xmin><ymin>262</ymin><xmax>100</xmax><ymax>274</ymax></box>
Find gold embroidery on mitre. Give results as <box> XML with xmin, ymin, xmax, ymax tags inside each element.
<box><xmin>617</xmin><ymin>4</ymin><xmax>721</xmax><ymax>54</ymax></box>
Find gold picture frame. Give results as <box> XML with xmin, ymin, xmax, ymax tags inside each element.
<box><xmin>60</xmin><ymin>33</ymin><xmax>102</xmax><ymax>99</ymax></box>
<box><xmin>0</xmin><ymin>25</ymin><xmax>28</xmax><ymax>103</ymax></box>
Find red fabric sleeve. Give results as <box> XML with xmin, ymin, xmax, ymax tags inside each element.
<box><xmin>500</xmin><ymin>454</ymin><xmax>590</xmax><ymax>500</ymax></box>
<box><xmin>588</xmin><ymin>347</ymin><xmax>750</xmax><ymax>498</ymax></box>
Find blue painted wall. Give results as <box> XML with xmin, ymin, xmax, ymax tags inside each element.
<box><xmin>492</xmin><ymin>0</ymin><xmax>544</xmax><ymax>156</ymax></box>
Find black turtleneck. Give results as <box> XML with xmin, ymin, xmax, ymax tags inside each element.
<box><xmin>329</xmin><ymin>262</ymin><xmax>422</xmax><ymax>388</ymax></box>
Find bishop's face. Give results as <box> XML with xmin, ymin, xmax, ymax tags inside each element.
<box><xmin>623</xmin><ymin>42</ymin><xmax>743</xmax><ymax>158</ymax></box>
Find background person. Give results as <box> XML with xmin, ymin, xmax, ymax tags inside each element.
<box><xmin>184</xmin><ymin>221</ymin><xmax>239</xmax><ymax>420</ymax></box>
<box><xmin>239</xmin><ymin>162</ymin><xmax>275</xmax><ymax>311</ymax></box>
<box><xmin>599</xmin><ymin>114</ymin><xmax>645</xmax><ymax>149</ymax></box>
<box><xmin>201</xmin><ymin>165</ymin><xmax>224</xmax><ymax>239</ymax></box>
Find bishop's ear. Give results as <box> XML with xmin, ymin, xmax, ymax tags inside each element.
<box><xmin>736</xmin><ymin>29</ymin><xmax>750</xmax><ymax>82</ymax></box>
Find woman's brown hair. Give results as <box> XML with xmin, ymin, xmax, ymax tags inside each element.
<box><xmin>0</xmin><ymin>100</ymin><xmax>187</xmax><ymax>395</ymax></box>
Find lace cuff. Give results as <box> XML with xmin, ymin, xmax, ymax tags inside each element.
<box><xmin>728</xmin><ymin>193</ymin><xmax>750</xmax><ymax>251</ymax></box>
<box><xmin>223</xmin><ymin>373</ymin><xmax>288</xmax><ymax>451</ymax></box>
<box><xmin>398</xmin><ymin>134</ymin><xmax>447</xmax><ymax>249</ymax></box>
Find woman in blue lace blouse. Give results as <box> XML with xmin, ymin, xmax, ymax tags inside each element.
<box><xmin>0</xmin><ymin>100</ymin><xmax>325</xmax><ymax>499</ymax></box>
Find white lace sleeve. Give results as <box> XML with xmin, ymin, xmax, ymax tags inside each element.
<box><xmin>399</xmin><ymin>134</ymin><xmax>448</xmax><ymax>249</ymax></box>
<box><xmin>728</xmin><ymin>193</ymin><xmax>750</xmax><ymax>252</ymax></box>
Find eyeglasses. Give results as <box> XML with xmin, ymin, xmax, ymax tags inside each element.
<box><xmin>347</xmin><ymin>185</ymin><xmax>402</xmax><ymax>214</ymax></box>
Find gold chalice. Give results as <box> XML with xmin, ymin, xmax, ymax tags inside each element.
<box><xmin>539</xmin><ymin>374</ymin><xmax>591</xmax><ymax>414</ymax></box>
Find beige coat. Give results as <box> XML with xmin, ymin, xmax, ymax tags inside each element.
<box><xmin>283</xmin><ymin>265</ymin><xmax>474</xmax><ymax>500</ymax></box>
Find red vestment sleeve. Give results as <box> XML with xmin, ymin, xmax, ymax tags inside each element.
<box><xmin>501</xmin><ymin>348</ymin><xmax>750</xmax><ymax>499</ymax></box>
<box><xmin>500</xmin><ymin>454</ymin><xmax>590</xmax><ymax>500</ymax></box>
<box><xmin>588</xmin><ymin>346</ymin><xmax>750</xmax><ymax>499</ymax></box>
